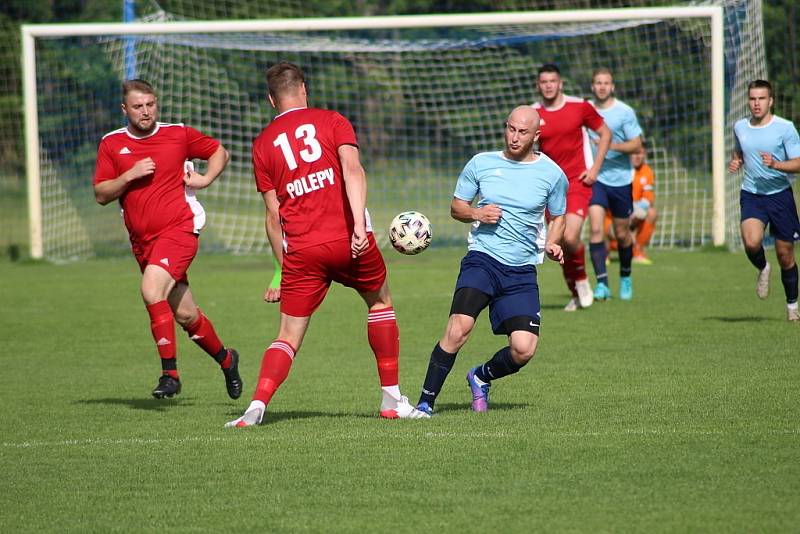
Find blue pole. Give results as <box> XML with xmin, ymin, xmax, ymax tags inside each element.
<box><xmin>123</xmin><ymin>0</ymin><xmax>136</xmax><ymax>80</ymax></box>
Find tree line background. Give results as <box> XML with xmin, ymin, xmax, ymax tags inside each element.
<box><xmin>0</xmin><ymin>0</ymin><xmax>796</xmax><ymax>258</ymax></box>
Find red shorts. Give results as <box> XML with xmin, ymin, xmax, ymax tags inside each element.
<box><xmin>131</xmin><ymin>228</ymin><xmax>198</xmax><ymax>283</ymax></box>
<box><xmin>566</xmin><ymin>179</ymin><xmax>593</xmax><ymax>218</ymax></box>
<box><xmin>280</xmin><ymin>234</ymin><xmax>387</xmax><ymax>317</ymax></box>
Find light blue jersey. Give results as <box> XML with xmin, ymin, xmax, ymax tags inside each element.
<box><xmin>589</xmin><ymin>100</ymin><xmax>643</xmax><ymax>186</ymax></box>
<box><xmin>734</xmin><ymin>115</ymin><xmax>800</xmax><ymax>195</ymax></box>
<box><xmin>454</xmin><ymin>151</ymin><xmax>568</xmax><ymax>266</ymax></box>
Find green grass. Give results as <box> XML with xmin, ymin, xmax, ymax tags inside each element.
<box><xmin>1</xmin><ymin>248</ymin><xmax>798</xmax><ymax>532</ymax></box>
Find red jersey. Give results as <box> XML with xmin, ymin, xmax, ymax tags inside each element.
<box><xmin>94</xmin><ymin>123</ymin><xmax>220</xmax><ymax>243</ymax></box>
<box><xmin>533</xmin><ymin>96</ymin><xmax>605</xmax><ymax>182</ymax></box>
<box><xmin>253</xmin><ymin>107</ymin><xmax>367</xmax><ymax>253</ymax></box>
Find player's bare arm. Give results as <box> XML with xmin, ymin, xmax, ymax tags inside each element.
<box><xmin>546</xmin><ymin>214</ymin><xmax>566</xmax><ymax>264</ymax></box>
<box><xmin>93</xmin><ymin>156</ymin><xmax>155</xmax><ymax>205</ymax></box>
<box><xmin>183</xmin><ymin>145</ymin><xmax>230</xmax><ymax>189</ymax></box>
<box><xmin>581</xmin><ymin>123</ymin><xmax>612</xmax><ymax>185</ymax></box>
<box><xmin>450</xmin><ymin>198</ymin><xmax>502</xmax><ymax>224</ymax></box>
<box><xmin>338</xmin><ymin>144</ymin><xmax>369</xmax><ymax>258</ymax></box>
<box><xmin>728</xmin><ymin>150</ymin><xmax>744</xmax><ymax>173</ymax></box>
<box><xmin>609</xmin><ymin>135</ymin><xmax>643</xmax><ymax>155</ymax></box>
<box><xmin>761</xmin><ymin>152</ymin><xmax>800</xmax><ymax>173</ymax></box>
<box><xmin>262</xmin><ymin>189</ymin><xmax>283</xmax><ymax>303</ymax></box>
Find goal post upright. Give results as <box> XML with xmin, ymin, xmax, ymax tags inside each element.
<box><xmin>21</xmin><ymin>6</ymin><xmax>727</xmax><ymax>259</ymax></box>
<box><xmin>21</xmin><ymin>26</ymin><xmax>43</xmax><ymax>260</ymax></box>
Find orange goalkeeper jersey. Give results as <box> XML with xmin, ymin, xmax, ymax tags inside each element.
<box><xmin>632</xmin><ymin>163</ymin><xmax>655</xmax><ymax>205</ymax></box>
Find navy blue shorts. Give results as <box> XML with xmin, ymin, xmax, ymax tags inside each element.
<box><xmin>453</xmin><ymin>250</ymin><xmax>540</xmax><ymax>335</ymax></box>
<box><xmin>590</xmin><ymin>182</ymin><xmax>633</xmax><ymax>218</ymax></box>
<box><xmin>740</xmin><ymin>188</ymin><xmax>800</xmax><ymax>242</ymax></box>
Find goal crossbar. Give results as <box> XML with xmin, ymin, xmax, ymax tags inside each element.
<box><xmin>21</xmin><ymin>6</ymin><xmax>726</xmax><ymax>258</ymax></box>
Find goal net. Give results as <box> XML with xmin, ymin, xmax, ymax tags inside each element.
<box><xmin>23</xmin><ymin>2</ymin><xmax>765</xmax><ymax>260</ymax></box>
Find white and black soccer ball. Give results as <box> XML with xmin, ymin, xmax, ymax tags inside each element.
<box><xmin>388</xmin><ymin>211</ymin><xmax>432</xmax><ymax>255</ymax></box>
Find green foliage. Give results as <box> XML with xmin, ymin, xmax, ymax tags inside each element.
<box><xmin>1</xmin><ymin>249</ymin><xmax>799</xmax><ymax>530</ymax></box>
<box><xmin>763</xmin><ymin>0</ymin><xmax>800</xmax><ymax>122</ymax></box>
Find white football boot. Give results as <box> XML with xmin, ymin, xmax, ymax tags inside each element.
<box><xmin>224</xmin><ymin>400</ymin><xmax>265</xmax><ymax>428</ymax></box>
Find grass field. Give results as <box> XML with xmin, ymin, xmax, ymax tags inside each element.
<box><xmin>1</xmin><ymin>248</ymin><xmax>798</xmax><ymax>532</ymax></box>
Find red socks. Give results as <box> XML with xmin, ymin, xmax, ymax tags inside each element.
<box><xmin>146</xmin><ymin>300</ymin><xmax>178</xmax><ymax>379</ymax></box>
<box><xmin>253</xmin><ymin>341</ymin><xmax>296</xmax><ymax>405</ymax></box>
<box><xmin>561</xmin><ymin>243</ymin><xmax>587</xmax><ymax>296</ymax></box>
<box><xmin>183</xmin><ymin>308</ymin><xmax>228</xmax><ymax>367</ymax></box>
<box><xmin>367</xmin><ymin>307</ymin><xmax>400</xmax><ymax>387</ymax></box>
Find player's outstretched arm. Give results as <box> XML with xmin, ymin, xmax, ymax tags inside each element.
<box><xmin>262</xmin><ymin>190</ymin><xmax>283</xmax><ymax>303</ymax></box>
<box><xmin>451</xmin><ymin>198</ymin><xmax>501</xmax><ymax>224</ymax></box>
<box><xmin>94</xmin><ymin>157</ymin><xmax>155</xmax><ymax>205</ymax></box>
<box><xmin>184</xmin><ymin>145</ymin><xmax>230</xmax><ymax>189</ymax></box>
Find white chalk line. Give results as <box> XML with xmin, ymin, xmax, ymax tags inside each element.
<box><xmin>2</xmin><ymin>428</ymin><xmax>797</xmax><ymax>449</ymax></box>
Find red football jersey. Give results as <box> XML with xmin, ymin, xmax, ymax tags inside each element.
<box><xmin>533</xmin><ymin>96</ymin><xmax>605</xmax><ymax>182</ymax></box>
<box><xmin>94</xmin><ymin>123</ymin><xmax>220</xmax><ymax>242</ymax></box>
<box><xmin>253</xmin><ymin>107</ymin><xmax>366</xmax><ymax>253</ymax></box>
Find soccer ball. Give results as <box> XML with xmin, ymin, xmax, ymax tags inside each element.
<box><xmin>389</xmin><ymin>211</ymin><xmax>432</xmax><ymax>255</ymax></box>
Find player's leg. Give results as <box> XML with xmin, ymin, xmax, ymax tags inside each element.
<box><xmin>417</xmin><ymin>251</ymin><xmax>493</xmax><ymax>414</ymax></box>
<box><xmin>417</xmin><ymin>292</ymin><xmax>486</xmax><ymax>414</ymax></box>
<box><xmin>140</xmin><ymin>263</ymin><xmax>181</xmax><ymax>398</ymax></box>
<box><xmin>588</xmin><ymin>184</ymin><xmax>611</xmax><ymax>300</ymax></box>
<box><xmin>563</xmin><ymin>212</ymin><xmax>593</xmax><ymax>310</ymax></box>
<box><xmin>226</xmin><ymin>244</ymin><xmax>326</xmax><ymax>428</ymax></box>
<box><xmin>561</xmin><ymin>182</ymin><xmax>593</xmax><ymax>309</ymax></box>
<box><xmin>608</xmin><ymin>184</ymin><xmax>635</xmax><ymax>301</ymax></box>
<box><xmin>337</xmin><ymin>235</ymin><xmax>424</xmax><ymax>419</ymax></box>
<box><xmin>169</xmin><ymin>283</ymin><xmax>242</xmax><ymax>399</ymax></box>
<box><xmin>633</xmin><ymin>207</ymin><xmax>657</xmax><ymax>264</ymax></box>
<box><xmin>605</xmin><ymin>211</ymin><xmax>617</xmax><ymax>257</ymax></box>
<box><xmin>468</xmin><ymin>262</ymin><xmax>541</xmax><ymax>412</ymax></box>
<box><xmin>767</xmin><ymin>188</ymin><xmax>800</xmax><ymax>320</ymax></box>
<box><xmin>740</xmin><ymin>190</ymin><xmax>770</xmax><ymax>299</ymax></box>
<box><xmin>775</xmin><ymin>239</ymin><xmax>799</xmax><ymax>320</ymax></box>
<box><xmin>225</xmin><ymin>314</ymin><xmax>309</xmax><ymax>428</ymax></box>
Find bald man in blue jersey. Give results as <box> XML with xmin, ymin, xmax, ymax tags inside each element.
<box><xmin>416</xmin><ymin>106</ymin><xmax>568</xmax><ymax>414</ymax></box>
<box><xmin>729</xmin><ymin>80</ymin><xmax>800</xmax><ymax>321</ymax></box>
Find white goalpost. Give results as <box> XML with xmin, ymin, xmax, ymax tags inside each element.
<box><xmin>22</xmin><ymin>5</ymin><xmax>758</xmax><ymax>260</ymax></box>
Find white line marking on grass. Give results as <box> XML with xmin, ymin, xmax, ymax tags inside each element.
<box><xmin>1</xmin><ymin>435</ymin><xmax>278</xmax><ymax>449</ymax></box>
<box><xmin>3</xmin><ymin>428</ymin><xmax>797</xmax><ymax>449</ymax></box>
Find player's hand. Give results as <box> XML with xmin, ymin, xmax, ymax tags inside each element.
<box><xmin>579</xmin><ymin>168</ymin><xmax>598</xmax><ymax>186</ymax></box>
<box><xmin>351</xmin><ymin>228</ymin><xmax>369</xmax><ymax>258</ymax></box>
<box><xmin>264</xmin><ymin>286</ymin><xmax>281</xmax><ymax>303</ymax></box>
<box><xmin>475</xmin><ymin>204</ymin><xmax>502</xmax><ymax>224</ymax></box>
<box><xmin>184</xmin><ymin>171</ymin><xmax>212</xmax><ymax>189</ymax></box>
<box><xmin>760</xmin><ymin>152</ymin><xmax>775</xmax><ymax>168</ymax></box>
<box><xmin>632</xmin><ymin>199</ymin><xmax>650</xmax><ymax>220</ymax></box>
<box><xmin>128</xmin><ymin>157</ymin><xmax>155</xmax><ymax>180</ymax></box>
<box><xmin>728</xmin><ymin>158</ymin><xmax>743</xmax><ymax>173</ymax></box>
<box><xmin>546</xmin><ymin>242</ymin><xmax>564</xmax><ymax>264</ymax></box>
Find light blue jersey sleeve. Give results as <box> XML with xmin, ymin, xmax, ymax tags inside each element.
<box><xmin>784</xmin><ymin>122</ymin><xmax>800</xmax><ymax>159</ymax></box>
<box><xmin>454</xmin><ymin>156</ymin><xmax>480</xmax><ymax>202</ymax></box>
<box><xmin>547</xmin><ymin>171</ymin><xmax>568</xmax><ymax>216</ymax></box>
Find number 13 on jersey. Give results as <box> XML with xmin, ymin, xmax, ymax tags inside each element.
<box><xmin>273</xmin><ymin>124</ymin><xmax>322</xmax><ymax>170</ymax></box>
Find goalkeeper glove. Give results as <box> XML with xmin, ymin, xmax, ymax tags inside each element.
<box><xmin>633</xmin><ymin>199</ymin><xmax>650</xmax><ymax>220</ymax></box>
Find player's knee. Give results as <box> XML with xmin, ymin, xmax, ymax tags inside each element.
<box><xmin>173</xmin><ymin>307</ymin><xmax>197</xmax><ymax>328</ymax></box>
<box><xmin>444</xmin><ymin>317</ymin><xmax>473</xmax><ymax>348</ymax></box>
<box><xmin>776</xmin><ymin>247</ymin><xmax>796</xmax><ymax>269</ymax></box>
<box><xmin>562</xmin><ymin>235</ymin><xmax>581</xmax><ymax>252</ymax></box>
<box><xmin>509</xmin><ymin>341</ymin><xmax>536</xmax><ymax>365</ymax></box>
